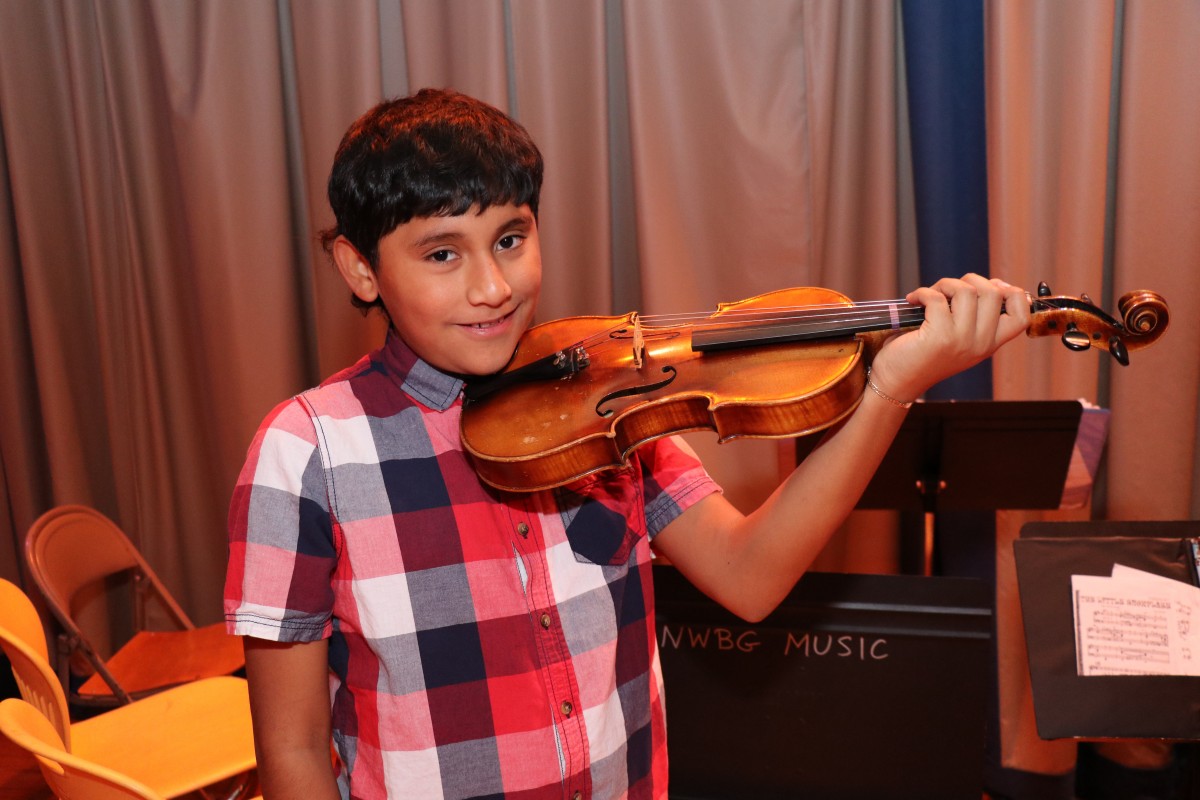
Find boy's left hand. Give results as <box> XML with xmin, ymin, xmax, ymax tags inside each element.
<box><xmin>867</xmin><ymin>273</ymin><xmax>1031</xmax><ymax>404</ymax></box>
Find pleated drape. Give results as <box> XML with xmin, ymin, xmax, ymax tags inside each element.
<box><xmin>0</xmin><ymin>0</ymin><xmax>906</xmax><ymax>612</ymax></box>
<box><xmin>986</xmin><ymin>0</ymin><xmax>1200</xmax><ymax>779</ymax></box>
<box><xmin>0</xmin><ymin>1</ymin><xmax>1195</xmax><ymax>642</ymax></box>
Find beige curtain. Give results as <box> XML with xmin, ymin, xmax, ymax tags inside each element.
<box><xmin>2</xmin><ymin>0</ymin><xmax>1195</xmax><ymax>636</ymax></box>
<box><xmin>989</xmin><ymin>0</ymin><xmax>1199</xmax><ymax>512</ymax></box>
<box><xmin>987</xmin><ymin>0</ymin><xmax>1200</xmax><ymax>776</ymax></box>
<box><xmin>0</xmin><ymin>0</ymin><xmax>902</xmax><ymax>617</ymax></box>
<box><xmin>2</xmin><ymin>0</ymin><xmax>1198</xmax><ymax>784</ymax></box>
<box><xmin>5</xmin><ymin>0</ymin><xmax>1195</xmax><ymax>603</ymax></box>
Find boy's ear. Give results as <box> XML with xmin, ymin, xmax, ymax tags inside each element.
<box><xmin>331</xmin><ymin>236</ymin><xmax>380</xmax><ymax>304</ymax></box>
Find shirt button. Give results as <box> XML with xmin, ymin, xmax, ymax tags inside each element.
<box><xmin>560</xmin><ymin>700</ymin><xmax>573</xmax><ymax>717</ymax></box>
<box><xmin>572</xmin><ymin>793</ymin><xmax>582</xmax><ymax>800</ymax></box>
<box><xmin>540</xmin><ymin>613</ymin><xmax>552</xmax><ymax>629</ymax></box>
<box><xmin>517</xmin><ymin>522</ymin><xmax>529</xmax><ymax>538</ymax></box>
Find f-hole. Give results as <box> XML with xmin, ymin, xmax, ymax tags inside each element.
<box><xmin>596</xmin><ymin>366</ymin><xmax>678</xmax><ymax>418</ymax></box>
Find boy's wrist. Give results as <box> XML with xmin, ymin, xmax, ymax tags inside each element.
<box><xmin>864</xmin><ymin>365</ymin><xmax>915</xmax><ymax>408</ymax></box>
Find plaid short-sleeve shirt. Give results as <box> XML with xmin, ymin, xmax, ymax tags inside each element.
<box><xmin>224</xmin><ymin>333</ymin><xmax>719</xmax><ymax>800</ymax></box>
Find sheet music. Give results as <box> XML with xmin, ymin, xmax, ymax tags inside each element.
<box><xmin>1072</xmin><ymin>565</ymin><xmax>1199</xmax><ymax>676</ymax></box>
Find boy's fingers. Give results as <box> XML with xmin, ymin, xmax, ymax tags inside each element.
<box><xmin>910</xmin><ymin>275</ymin><xmax>1030</xmax><ymax>351</ymax></box>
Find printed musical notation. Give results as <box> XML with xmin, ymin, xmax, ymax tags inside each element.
<box><xmin>1072</xmin><ymin>565</ymin><xmax>1199</xmax><ymax>676</ymax></box>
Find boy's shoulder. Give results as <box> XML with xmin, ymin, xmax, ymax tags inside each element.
<box><xmin>314</xmin><ymin>347</ymin><xmax>382</xmax><ymax>392</ymax></box>
<box><xmin>291</xmin><ymin>336</ymin><xmax>458</xmax><ymax>423</ymax></box>
<box><xmin>254</xmin><ymin>346</ymin><xmax>389</xmax><ymax>435</ymax></box>
<box><xmin>300</xmin><ymin>344</ymin><xmax>406</xmax><ymax>418</ymax></box>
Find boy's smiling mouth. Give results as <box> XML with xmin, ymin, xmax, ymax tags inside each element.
<box><xmin>462</xmin><ymin>308</ymin><xmax>517</xmax><ymax>331</ymax></box>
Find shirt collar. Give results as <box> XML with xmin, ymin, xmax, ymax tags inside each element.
<box><xmin>379</xmin><ymin>330</ymin><xmax>464</xmax><ymax>411</ymax></box>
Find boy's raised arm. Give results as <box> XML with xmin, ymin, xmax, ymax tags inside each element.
<box><xmin>652</xmin><ymin>274</ymin><xmax>1031</xmax><ymax>622</ymax></box>
<box><xmin>244</xmin><ymin>637</ymin><xmax>341</xmax><ymax>799</ymax></box>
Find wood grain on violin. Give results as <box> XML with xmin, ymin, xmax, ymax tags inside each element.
<box><xmin>460</xmin><ymin>284</ymin><xmax>1168</xmax><ymax>492</ymax></box>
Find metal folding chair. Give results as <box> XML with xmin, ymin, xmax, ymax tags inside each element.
<box><xmin>24</xmin><ymin>505</ymin><xmax>243</xmax><ymax>706</ymax></box>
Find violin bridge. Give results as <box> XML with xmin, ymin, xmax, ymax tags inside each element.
<box><xmin>631</xmin><ymin>313</ymin><xmax>646</xmax><ymax>369</ymax></box>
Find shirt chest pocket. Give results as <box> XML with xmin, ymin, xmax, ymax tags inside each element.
<box><xmin>556</xmin><ymin>467</ymin><xmax>647</xmax><ymax>567</ymax></box>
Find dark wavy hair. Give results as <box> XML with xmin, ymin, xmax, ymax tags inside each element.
<box><xmin>321</xmin><ymin>88</ymin><xmax>544</xmax><ymax>314</ymax></box>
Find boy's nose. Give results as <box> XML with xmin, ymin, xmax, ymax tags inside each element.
<box><xmin>466</xmin><ymin>257</ymin><xmax>513</xmax><ymax>307</ymax></box>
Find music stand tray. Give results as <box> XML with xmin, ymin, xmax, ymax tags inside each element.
<box><xmin>799</xmin><ymin>400</ymin><xmax>1083</xmax><ymax>573</ymax></box>
<box><xmin>1014</xmin><ymin>520</ymin><xmax>1200</xmax><ymax>740</ymax></box>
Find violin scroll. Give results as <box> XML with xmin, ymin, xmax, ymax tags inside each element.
<box><xmin>1119</xmin><ymin>289</ymin><xmax>1169</xmax><ymax>337</ymax></box>
<box><xmin>1027</xmin><ymin>282</ymin><xmax>1169</xmax><ymax>366</ymax></box>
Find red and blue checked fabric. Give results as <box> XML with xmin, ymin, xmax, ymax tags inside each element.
<box><xmin>225</xmin><ymin>333</ymin><xmax>720</xmax><ymax>800</ymax></box>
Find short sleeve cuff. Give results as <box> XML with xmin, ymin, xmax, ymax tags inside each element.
<box><xmin>226</xmin><ymin>607</ymin><xmax>331</xmax><ymax>643</ymax></box>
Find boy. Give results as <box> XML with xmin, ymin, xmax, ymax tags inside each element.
<box><xmin>225</xmin><ymin>88</ymin><xmax>1029</xmax><ymax>799</ymax></box>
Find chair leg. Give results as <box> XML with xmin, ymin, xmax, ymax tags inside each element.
<box><xmin>198</xmin><ymin>769</ymin><xmax>259</xmax><ymax>800</ymax></box>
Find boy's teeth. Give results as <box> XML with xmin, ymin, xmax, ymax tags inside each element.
<box><xmin>471</xmin><ymin>314</ymin><xmax>507</xmax><ymax>329</ymax></box>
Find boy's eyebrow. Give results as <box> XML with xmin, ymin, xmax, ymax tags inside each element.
<box><xmin>411</xmin><ymin>228</ymin><xmax>463</xmax><ymax>249</ymax></box>
<box><xmin>495</xmin><ymin>212</ymin><xmax>535</xmax><ymax>233</ymax></box>
<box><xmin>410</xmin><ymin>210</ymin><xmax>535</xmax><ymax>251</ymax></box>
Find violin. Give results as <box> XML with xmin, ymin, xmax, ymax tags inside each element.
<box><xmin>460</xmin><ymin>282</ymin><xmax>1168</xmax><ymax>492</ymax></box>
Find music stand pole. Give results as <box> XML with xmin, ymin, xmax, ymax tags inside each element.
<box><xmin>916</xmin><ymin>478</ymin><xmax>945</xmax><ymax>577</ymax></box>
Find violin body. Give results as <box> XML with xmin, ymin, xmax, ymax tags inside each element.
<box><xmin>461</xmin><ymin>287</ymin><xmax>869</xmax><ymax>492</ymax></box>
<box><xmin>461</xmin><ymin>283</ymin><xmax>1169</xmax><ymax>492</ymax></box>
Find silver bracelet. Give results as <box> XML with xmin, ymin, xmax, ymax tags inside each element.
<box><xmin>865</xmin><ymin>366</ymin><xmax>914</xmax><ymax>409</ymax></box>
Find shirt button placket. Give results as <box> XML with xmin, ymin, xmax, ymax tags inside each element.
<box><xmin>512</xmin><ymin>511</ymin><xmax>582</xmax><ymax>793</ymax></box>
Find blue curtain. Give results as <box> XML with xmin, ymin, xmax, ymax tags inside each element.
<box><xmin>902</xmin><ymin>7</ymin><xmax>1036</xmax><ymax>794</ymax></box>
<box><xmin>902</xmin><ymin>0</ymin><xmax>992</xmax><ymax>402</ymax></box>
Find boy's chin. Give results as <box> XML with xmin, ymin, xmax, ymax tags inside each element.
<box><xmin>446</xmin><ymin>351</ymin><xmax>517</xmax><ymax>380</ymax></box>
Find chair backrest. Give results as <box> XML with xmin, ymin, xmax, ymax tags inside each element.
<box><xmin>25</xmin><ymin>505</ymin><xmax>193</xmax><ymax>646</ymax></box>
<box><xmin>0</xmin><ymin>576</ymin><xmax>50</xmax><ymax>661</ymax></box>
<box><xmin>0</xmin><ymin>697</ymin><xmax>163</xmax><ymax>800</ymax></box>
<box><xmin>0</xmin><ymin>578</ymin><xmax>74</xmax><ymax>747</ymax></box>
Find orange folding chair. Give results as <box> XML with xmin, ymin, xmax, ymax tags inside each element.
<box><xmin>0</xmin><ymin>578</ymin><xmax>256</xmax><ymax>798</ymax></box>
<box><xmin>0</xmin><ymin>699</ymin><xmax>263</xmax><ymax>800</ymax></box>
<box><xmin>24</xmin><ymin>505</ymin><xmax>244</xmax><ymax>706</ymax></box>
<box><xmin>0</xmin><ymin>697</ymin><xmax>164</xmax><ymax>799</ymax></box>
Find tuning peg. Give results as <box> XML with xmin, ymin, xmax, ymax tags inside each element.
<box><xmin>1061</xmin><ymin>323</ymin><xmax>1091</xmax><ymax>352</ymax></box>
<box><xmin>1037</xmin><ymin>282</ymin><xmax>1052</xmax><ymax>297</ymax></box>
<box><xmin>1109</xmin><ymin>337</ymin><xmax>1129</xmax><ymax>366</ymax></box>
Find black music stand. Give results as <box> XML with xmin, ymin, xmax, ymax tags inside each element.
<box><xmin>1014</xmin><ymin>520</ymin><xmax>1200</xmax><ymax>740</ymax></box>
<box><xmin>798</xmin><ymin>400</ymin><xmax>1083</xmax><ymax>575</ymax></box>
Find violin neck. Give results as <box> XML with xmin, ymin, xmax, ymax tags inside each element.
<box><xmin>690</xmin><ymin>301</ymin><xmax>925</xmax><ymax>352</ymax></box>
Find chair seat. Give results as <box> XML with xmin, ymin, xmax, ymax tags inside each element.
<box><xmin>77</xmin><ymin>622</ymin><xmax>245</xmax><ymax>697</ymax></box>
<box><xmin>71</xmin><ymin>675</ymin><xmax>255</xmax><ymax>798</ymax></box>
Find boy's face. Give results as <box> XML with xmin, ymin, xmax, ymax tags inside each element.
<box><xmin>338</xmin><ymin>203</ymin><xmax>542</xmax><ymax>377</ymax></box>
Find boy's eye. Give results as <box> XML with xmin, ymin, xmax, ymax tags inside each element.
<box><xmin>428</xmin><ymin>249</ymin><xmax>456</xmax><ymax>263</ymax></box>
<box><xmin>497</xmin><ymin>234</ymin><xmax>524</xmax><ymax>251</ymax></box>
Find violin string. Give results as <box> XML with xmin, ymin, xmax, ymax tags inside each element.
<box><xmin>642</xmin><ymin>305</ymin><xmax>926</xmax><ymax>332</ymax></box>
<box><xmin>694</xmin><ymin>309</ymin><xmax>925</xmax><ymax>330</ymax></box>
<box><xmin>638</xmin><ymin>304</ymin><xmax>925</xmax><ymax>334</ymax></box>
<box><xmin>636</xmin><ymin>299</ymin><xmax>923</xmax><ymax>326</ymax></box>
<box><xmin>560</xmin><ymin>299</ymin><xmax>933</xmax><ymax>354</ymax></box>
<box><xmin>636</xmin><ymin>292</ymin><xmax>1046</xmax><ymax>327</ymax></box>
<box><xmin>546</xmin><ymin>294</ymin><xmax>1048</xmax><ymax>361</ymax></box>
